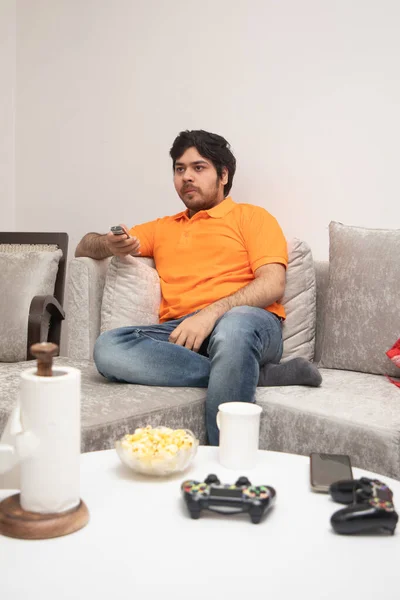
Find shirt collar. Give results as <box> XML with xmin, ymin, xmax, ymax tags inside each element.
<box><xmin>172</xmin><ymin>197</ymin><xmax>235</xmax><ymax>221</ymax></box>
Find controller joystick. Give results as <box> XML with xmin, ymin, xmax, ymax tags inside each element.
<box><xmin>204</xmin><ymin>474</ymin><xmax>220</xmax><ymax>485</ymax></box>
<box><xmin>235</xmin><ymin>476</ymin><xmax>251</xmax><ymax>487</ymax></box>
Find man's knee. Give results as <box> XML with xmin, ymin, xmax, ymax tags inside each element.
<box><xmin>208</xmin><ymin>307</ymin><xmax>261</xmax><ymax>352</ymax></box>
<box><xmin>207</xmin><ymin>306</ymin><xmax>282</xmax><ymax>359</ymax></box>
<box><xmin>93</xmin><ymin>328</ymin><xmax>138</xmax><ymax>378</ymax></box>
<box><xmin>214</xmin><ymin>306</ymin><xmax>263</xmax><ymax>337</ymax></box>
<box><xmin>93</xmin><ymin>331</ymin><xmax>115</xmax><ymax>376</ymax></box>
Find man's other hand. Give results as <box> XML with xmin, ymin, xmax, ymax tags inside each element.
<box><xmin>168</xmin><ymin>310</ymin><xmax>217</xmax><ymax>352</ymax></box>
<box><xmin>106</xmin><ymin>224</ymin><xmax>141</xmax><ymax>257</ymax></box>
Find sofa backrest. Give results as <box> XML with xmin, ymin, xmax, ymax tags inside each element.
<box><xmin>313</xmin><ymin>261</ymin><xmax>329</xmax><ymax>364</ymax></box>
<box><xmin>67</xmin><ymin>256</ymin><xmax>328</xmax><ymax>363</ymax></box>
<box><xmin>67</xmin><ymin>257</ymin><xmax>111</xmax><ymax>360</ymax></box>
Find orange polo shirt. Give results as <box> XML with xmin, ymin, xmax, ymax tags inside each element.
<box><xmin>129</xmin><ymin>197</ymin><xmax>288</xmax><ymax>323</ymax></box>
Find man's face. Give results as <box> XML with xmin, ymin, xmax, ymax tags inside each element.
<box><xmin>173</xmin><ymin>147</ymin><xmax>228</xmax><ymax>216</ymax></box>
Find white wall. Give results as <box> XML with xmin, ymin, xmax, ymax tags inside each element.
<box><xmin>15</xmin><ymin>0</ymin><xmax>400</xmax><ymax>259</ymax></box>
<box><xmin>0</xmin><ymin>0</ymin><xmax>16</xmax><ymax>230</ymax></box>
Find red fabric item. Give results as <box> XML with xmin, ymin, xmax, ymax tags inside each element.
<box><xmin>386</xmin><ymin>338</ymin><xmax>400</xmax><ymax>387</ymax></box>
<box><xmin>386</xmin><ymin>338</ymin><xmax>400</xmax><ymax>367</ymax></box>
<box><xmin>386</xmin><ymin>338</ymin><xmax>400</xmax><ymax>368</ymax></box>
<box><xmin>387</xmin><ymin>377</ymin><xmax>400</xmax><ymax>388</ymax></box>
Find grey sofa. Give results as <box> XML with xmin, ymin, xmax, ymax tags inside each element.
<box><xmin>1</xmin><ymin>234</ymin><xmax>399</xmax><ymax>480</ymax></box>
<box><xmin>67</xmin><ymin>245</ymin><xmax>400</xmax><ymax>480</ymax></box>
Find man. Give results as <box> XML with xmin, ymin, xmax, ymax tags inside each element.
<box><xmin>76</xmin><ymin>130</ymin><xmax>321</xmax><ymax>444</ymax></box>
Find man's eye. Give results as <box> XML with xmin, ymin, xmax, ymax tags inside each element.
<box><xmin>176</xmin><ymin>167</ymin><xmax>184</xmax><ymax>173</ymax></box>
<box><xmin>195</xmin><ymin>166</ymin><xmax>204</xmax><ymax>171</ymax></box>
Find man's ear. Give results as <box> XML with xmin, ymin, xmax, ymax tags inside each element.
<box><xmin>221</xmin><ymin>167</ymin><xmax>228</xmax><ymax>185</ymax></box>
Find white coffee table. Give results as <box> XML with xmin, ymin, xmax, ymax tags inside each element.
<box><xmin>1</xmin><ymin>447</ymin><xmax>399</xmax><ymax>600</ymax></box>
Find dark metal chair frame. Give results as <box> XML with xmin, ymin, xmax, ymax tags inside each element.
<box><xmin>0</xmin><ymin>232</ymin><xmax>68</xmax><ymax>359</ymax></box>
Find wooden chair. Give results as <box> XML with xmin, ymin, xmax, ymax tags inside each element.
<box><xmin>0</xmin><ymin>232</ymin><xmax>68</xmax><ymax>359</ymax></box>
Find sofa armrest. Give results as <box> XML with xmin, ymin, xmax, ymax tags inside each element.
<box><xmin>66</xmin><ymin>257</ymin><xmax>111</xmax><ymax>360</ymax></box>
<box><xmin>27</xmin><ymin>295</ymin><xmax>65</xmax><ymax>359</ymax></box>
<box><xmin>314</xmin><ymin>260</ymin><xmax>329</xmax><ymax>364</ymax></box>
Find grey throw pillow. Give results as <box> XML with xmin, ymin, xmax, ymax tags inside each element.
<box><xmin>320</xmin><ymin>222</ymin><xmax>400</xmax><ymax>376</ymax></box>
<box><xmin>100</xmin><ymin>255</ymin><xmax>161</xmax><ymax>333</ymax></box>
<box><xmin>0</xmin><ymin>249</ymin><xmax>62</xmax><ymax>361</ymax></box>
<box><xmin>281</xmin><ymin>239</ymin><xmax>316</xmax><ymax>362</ymax></box>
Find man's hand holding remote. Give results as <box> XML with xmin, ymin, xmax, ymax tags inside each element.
<box><xmin>107</xmin><ymin>224</ymin><xmax>141</xmax><ymax>257</ymax></box>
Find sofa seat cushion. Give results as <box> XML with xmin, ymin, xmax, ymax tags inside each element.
<box><xmin>0</xmin><ymin>359</ymin><xmax>208</xmax><ymax>452</ymax></box>
<box><xmin>257</xmin><ymin>368</ymin><xmax>400</xmax><ymax>479</ymax></box>
<box><xmin>1</xmin><ymin>361</ymin><xmax>399</xmax><ymax>479</ymax></box>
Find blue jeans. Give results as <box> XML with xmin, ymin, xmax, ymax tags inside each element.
<box><xmin>93</xmin><ymin>306</ymin><xmax>283</xmax><ymax>445</ymax></box>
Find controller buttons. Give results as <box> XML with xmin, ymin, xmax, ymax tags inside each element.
<box><xmin>182</xmin><ymin>481</ymin><xmax>196</xmax><ymax>493</ymax></box>
<box><xmin>370</xmin><ymin>497</ymin><xmax>395</xmax><ymax>511</ymax></box>
<box><xmin>245</xmin><ymin>486</ymin><xmax>270</xmax><ymax>499</ymax></box>
<box><xmin>243</xmin><ymin>487</ymin><xmax>257</xmax><ymax>498</ymax></box>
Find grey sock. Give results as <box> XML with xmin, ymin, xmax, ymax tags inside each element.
<box><xmin>258</xmin><ymin>357</ymin><xmax>322</xmax><ymax>387</ymax></box>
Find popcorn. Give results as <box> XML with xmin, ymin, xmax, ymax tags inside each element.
<box><xmin>120</xmin><ymin>426</ymin><xmax>195</xmax><ymax>463</ymax></box>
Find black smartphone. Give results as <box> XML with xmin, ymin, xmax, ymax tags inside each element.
<box><xmin>110</xmin><ymin>225</ymin><xmax>129</xmax><ymax>237</ymax></box>
<box><xmin>310</xmin><ymin>452</ymin><xmax>353</xmax><ymax>493</ymax></box>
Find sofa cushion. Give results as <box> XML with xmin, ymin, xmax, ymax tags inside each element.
<box><xmin>1</xmin><ymin>360</ymin><xmax>399</xmax><ymax>478</ymax></box>
<box><xmin>100</xmin><ymin>255</ymin><xmax>160</xmax><ymax>333</ymax></box>
<box><xmin>281</xmin><ymin>239</ymin><xmax>316</xmax><ymax>361</ymax></box>
<box><xmin>313</xmin><ymin>261</ymin><xmax>329</xmax><ymax>364</ymax></box>
<box><xmin>0</xmin><ymin>249</ymin><xmax>62</xmax><ymax>361</ymax></box>
<box><xmin>257</xmin><ymin>368</ymin><xmax>400</xmax><ymax>479</ymax></box>
<box><xmin>0</xmin><ymin>358</ymin><xmax>208</xmax><ymax>452</ymax></box>
<box><xmin>320</xmin><ymin>222</ymin><xmax>400</xmax><ymax>376</ymax></box>
<box><xmin>67</xmin><ymin>257</ymin><xmax>111</xmax><ymax>361</ymax></box>
<box><xmin>99</xmin><ymin>240</ymin><xmax>316</xmax><ymax>361</ymax></box>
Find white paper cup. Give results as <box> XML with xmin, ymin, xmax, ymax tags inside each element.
<box><xmin>217</xmin><ymin>402</ymin><xmax>262</xmax><ymax>470</ymax></box>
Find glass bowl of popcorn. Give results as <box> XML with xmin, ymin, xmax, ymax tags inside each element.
<box><xmin>115</xmin><ymin>426</ymin><xmax>199</xmax><ymax>476</ymax></box>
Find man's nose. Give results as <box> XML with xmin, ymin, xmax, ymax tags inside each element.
<box><xmin>182</xmin><ymin>169</ymin><xmax>194</xmax><ymax>182</ymax></box>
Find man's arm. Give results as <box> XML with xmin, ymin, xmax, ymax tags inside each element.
<box><xmin>201</xmin><ymin>263</ymin><xmax>285</xmax><ymax>321</ymax></box>
<box><xmin>169</xmin><ymin>263</ymin><xmax>286</xmax><ymax>351</ymax></box>
<box><xmin>75</xmin><ymin>227</ymin><xmax>141</xmax><ymax>259</ymax></box>
<box><xmin>75</xmin><ymin>233</ymin><xmax>112</xmax><ymax>259</ymax></box>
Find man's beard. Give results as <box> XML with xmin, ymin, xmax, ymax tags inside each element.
<box><xmin>180</xmin><ymin>176</ymin><xmax>221</xmax><ymax>211</ymax></box>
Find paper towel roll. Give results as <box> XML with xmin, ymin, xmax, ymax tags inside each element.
<box><xmin>19</xmin><ymin>366</ymin><xmax>81</xmax><ymax>514</ymax></box>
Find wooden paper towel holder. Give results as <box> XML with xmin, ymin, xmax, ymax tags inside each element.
<box><xmin>0</xmin><ymin>494</ymin><xmax>89</xmax><ymax>540</ymax></box>
<box><xmin>0</xmin><ymin>343</ymin><xmax>90</xmax><ymax>540</ymax></box>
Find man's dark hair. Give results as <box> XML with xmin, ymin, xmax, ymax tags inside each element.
<box><xmin>170</xmin><ymin>130</ymin><xmax>236</xmax><ymax>197</ymax></box>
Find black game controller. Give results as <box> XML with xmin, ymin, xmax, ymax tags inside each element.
<box><xmin>181</xmin><ymin>474</ymin><xmax>276</xmax><ymax>524</ymax></box>
<box><xmin>329</xmin><ymin>477</ymin><xmax>398</xmax><ymax>535</ymax></box>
